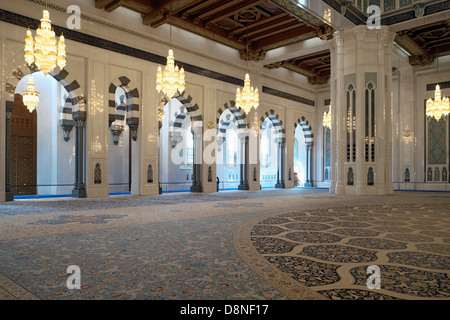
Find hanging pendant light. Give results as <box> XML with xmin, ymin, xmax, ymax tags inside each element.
<box><xmin>155</xmin><ymin>5</ymin><xmax>185</xmax><ymax>101</ymax></box>
<box><xmin>24</xmin><ymin>9</ymin><xmax>66</xmax><ymax>75</ymax></box>
<box><xmin>323</xmin><ymin>104</ymin><xmax>331</xmax><ymax>129</ymax></box>
<box><xmin>236</xmin><ymin>25</ymin><xmax>259</xmax><ymax>114</ymax></box>
<box><xmin>426</xmin><ymin>84</ymin><xmax>449</xmax><ymax>121</ymax></box>
<box><xmin>426</xmin><ymin>49</ymin><xmax>450</xmax><ymax>121</ymax></box>
<box><xmin>236</xmin><ymin>73</ymin><xmax>259</xmax><ymax>114</ymax></box>
<box><xmin>156</xmin><ymin>49</ymin><xmax>185</xmax><ymax>100</ymax></box>
<box><xmin>22</xmin><ymin>75</ymin><xmax>40</xmax><ymax>113</ymax></box>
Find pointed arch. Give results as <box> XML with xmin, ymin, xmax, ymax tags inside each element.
<box><xmin>167</xmin><ymin>94</ymin><xmax>202</xmax><ymax>146</ymax></box>
<box><xmin>294</xmin><ymin>116</ymin><xmax>314</xmax><ymax>146</ymax></box>
<box><xmin>5</xmin><ymin>63</ymin><xmax>84</xmax><ymax>136</ymax></box>
<box><xmin>217</xmin><ymin>108</ymin><xmax>242</xmax><ymax>147</ymax></box>
<box><xmin>171</xmin><ymin>109</ymin><xmax>189</xmax><ymax>146</ymax></box>
<box><xmin>108</xmin><ymin>76</ymin><xmax>140</xmax><ymax>141</ymax></box>
<box><xmin>260</xmin><ymin>109</ymin><xmax>285</xmax><ymax>143</ymax></box>
<box><xmin>217</xmin><ymin>101</ymin><xmax>246</xmax><ymax>138</ymax></box>
<box><xmin>174</xmin><ymin>94</ymin><xmax>203</xmax><ymax>130</ymax></box>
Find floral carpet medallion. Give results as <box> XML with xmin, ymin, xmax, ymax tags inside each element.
<box><xmin>235</xmin><ymin>203</ymin><xmax>450</xmax><ymax>300</ymax></box>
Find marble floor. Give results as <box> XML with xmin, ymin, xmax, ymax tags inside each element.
<box><xmin>0</xmin><ymin>188</ymin><xmax>449</xmax><ymax>300</ymax></box>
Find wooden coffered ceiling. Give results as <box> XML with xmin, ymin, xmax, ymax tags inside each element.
<box><xmin>94</xmin><ymin>0</ymin><xmax>450</xmax><ymax>85</ymax></box>
<box><xmin>95</xmin><ymin>0</ymin><xmax>334</xmax><ymax>84</ymax></box>
<box><xmin>395</xmin><ymin>19</ymin><xmax>450</xmax><ymax>66</ymax></box>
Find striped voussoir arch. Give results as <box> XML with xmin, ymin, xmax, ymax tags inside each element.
<box><xmin>294</xmin><ymin>116</ymin><xmax>314</xmax><ymax>146</ymax></box>
<box><xmin>108</xmin><ymin>76</ymin><xmax>140</xmax><ymax>141</ymax></box>
<box><xmin>174</xmin><ymin>94</ymin><xmax>203</xmax><ymax>129</ymax></box>
<box><xmin>217</xmin><ymin>111</ymin><xmax>238</xmax><ymax>147</ymax></box>
<box><xmin>5</xmin><ymin>64</ymin><xmax>83</xmax><ymax>141</ymax></box>
<box><xmin>217</xmin><ymin>101</ymin><xmax>246</xmax><ymax>140</ymax></box>
<box><xmin>170</xmin><ymin>105</ymin><xmax>189</xmax><ymax>146</ymax></box>
<box><xmin>168</xmin><ymin>94</ymin><xmax>203</xmax><ymax>145</ymax></box>
<box><xmin>60</xmin><ymin>95</ymin><xmax>75</xmax><ymax>141</ymax></box>
<box><xmin>260</xmin><ymin>109</ymin><xmax>285</xmax><ymax>143</ymax></box>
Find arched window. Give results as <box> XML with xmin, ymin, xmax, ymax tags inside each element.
<box><xmin>434</xmin><ymin>167</ymin><xmax>440</xmax><ymax>182</ymax></box>
<box><xmin>347</xmin><ymin>167</ymin><xmax>354</xmax><ymax>185</ymax></box>
<box><xmin>367</xmin><ymin>167</ymin><xmax>374</xmax><ymax>186</ymax></box>
<box><xmin>365</xmin><ymin>81</ymin><xmax>376</xmax><ymax>162</ymax></box>
<box><xmin>323</xmin><ymin>124</ymin><xmax>331</xmax><ymax>181</ymax></box>
<box><xmin>404</xmin><ymin>168</ymin><xmax>410</xmax><ymax>182</ymax></box>
<box><xmin>346</xmin><ymin>84</ymin><xmax>356</xmax><ymax>162</ymax></box>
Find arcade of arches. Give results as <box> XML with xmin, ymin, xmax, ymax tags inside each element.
<box><xmin>0</xmin><ymin>0</ymin><xmax>449</xmax><ymax>302</ymax></box>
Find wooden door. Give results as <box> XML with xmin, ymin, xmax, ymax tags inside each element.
<box><xmin>10</xmin><ymin>94</ymin><xmax>37</xmax><ymax>195</ymax></box>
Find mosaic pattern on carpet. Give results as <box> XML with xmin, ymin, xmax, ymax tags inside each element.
<box><xmin>236</xmin><ymin>203</ymin><xmax>450</xmax><ymax>300</ymax></box>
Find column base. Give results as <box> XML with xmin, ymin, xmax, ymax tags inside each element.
<box><xmin>303</xmin><ymin>182</ymin><xmax>312</xmax><ymax>188</ymax></box>
<box><xmin>5</xmin><ymin>191</ymin><xmax>14</xmax><ymax>202</ymax></box>
<box><xmin>275</xmin><ymin>183</ymin><xmax>285</xmax><ymax>189</ymax></box>
<box><xmin>335</xmin><ymin>182</ymin><xmax>345</xmax><ymax>195</ymax></box>
<box><xmin>72</xmin><ymin>189</ymin><xmax>86</xmax><ymax>198</ymax></box>
<box><xmin>238</xmin><ymin>184</ymin><xmax>249</xmax><ymax>190</ymax></box>
<box><xmin>191</xmin><ymin>185</ymin><xmax>203</xmax><ymax>193</ymax></box>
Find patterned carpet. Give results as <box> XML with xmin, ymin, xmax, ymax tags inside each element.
<box><xmin>0</xmin><ymin>189</ymin><xmax>449</xmax><ymax>300</ymax></box>
<box><xmin>235</xmin><ymin>202</ymin><xmax>450</xmax><ymax>300</ymax></box>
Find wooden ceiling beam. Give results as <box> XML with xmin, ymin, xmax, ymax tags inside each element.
<box><xmin>244</xmin><ymin>17</ymin><xmax>299</xmax><ymax>39</ymax></box>
<box><xmin>127</xmin><ymin>0</ymin><xmax>157</xmax><ymax>10</ymax></box>
<box><xmin>250</xmin><ymin>21</ymin><xmax>303</xmax><ymax>42</ymax></box>
<box><xmin>180</xmin><ymin>0</ymin><xmax>222</xmax><ymax>16</ymax></box>
<box><xmin>196</xmin><ymin>0</ymin><xmax>243</xmax><ymax>20</ymax></box>
<box><xmin>253</xmin><ymin>25</ymin><xmax>314</xmax><ymax>50</ymax></box>
<box><xmin>168</xmin><ymin>15</ymin><xmax>245</xmax><ymax>50</ymax></box>
<box><xmin>105</xmin><ymin>0</ymin><xmax>126</xmax><ymax>12</ymax></box>
<box><xmin>206</xmin><ymin>0</ymin><xmax>267</xmax><ymax>24</ymax></box>
<box><xmin>230</xmin><ymin>12</ymin><xmax>289</xmax><ymax>36</ymax></box>
<box><xmin>143</xmin><ymin>9</ymin><xmax>168</xmax><ymax>27</ymax></box>
<box><xmin>289</xmin><ymin>50</ymin><xmax>330</xmax><ymax>64</ymax></box>
<box><xmin>95</xmin><ymin>0</ymin><xmax>116</xmax><ymax>9</ymax></box>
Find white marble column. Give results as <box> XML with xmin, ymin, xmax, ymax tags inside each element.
<box><xmin>329</xmin><ymin>26</ymin><xmax>396</xmax><ymax>196</ymax></box>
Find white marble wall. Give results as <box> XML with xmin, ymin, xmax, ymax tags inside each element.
<box><xmin>0</xmin><ymin>0</ymin><xmax>330</xmax><ymax>201</ymax></box>
<box><xmin>392</xmin><ymin>61</ymin><xmax>450</xmax><ymax>191</ymax></box>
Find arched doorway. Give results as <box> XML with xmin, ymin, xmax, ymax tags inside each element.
<box><xmin>108</xmin><ymin>86</ymin><xmax>132</xmax><ymax>194</ymax></box>
<box><xmin>160</xmin><ymin>98</ymin><xmax>194</xmax><ymax>192</ymax></box>
<box><xmin>294</xmin><ymin>125</ymin><xmax>307</xmax><ymax>187</ymax></box>
<box><xmin>260</xmin><ymin>117</ymin><xmax>278</xmax><ymax>188</ymax></box>
<box><xmin>12</xmin><ymin>72</ymin><xmax>75</xmax><ymax>198</ymax></box>
<box><xmin>216</xmin><ymin>109</ymin><xmax>241</xmax><ymax>190</ymax></box>
<box><xmin>294</xmin><ymin>118</ymin><xmax>314</xmax><ymax>187</ymax></box>
<box><xmin>260</xmin><ymin>113</ymin><xmax>285</xmax><ymax>189</ymax></box>
<box><xmin>107</xmin><ymin>76</ymin><xmax>140</xmax><ymax>196</ymax></box>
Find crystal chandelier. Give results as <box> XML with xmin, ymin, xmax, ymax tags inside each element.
<box><xmin>24</xmin><ymin>10</ymin><xmax>66</xmax><ymax>76</ymax></box>
<box><xmin>323</xmin><ymin>105</ymin><xmax>331</xmax><ymax>129</ymax></box>
<box><xmin>22</xmin><ymin>75</ymin><xmax>40</xmax><ymax>113</ymax></box>
<box><xmin>235</xmin><ymin>26</ymin><xmax>259</xmax><ymax>114</ymax></box>
<box><xmin>156</xmin><ymin>49</ymin><xmax>185</xmax><ymax>100</ymax></box>
<box><xmin>426</xmin><ymin>84</ymin><xmax>450</xmax><ymax>121</ymax></box>
<box><xmin>236</xmin><ymin>73</ymin><xmax>259</xmax><ymax>114</ymax></box>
